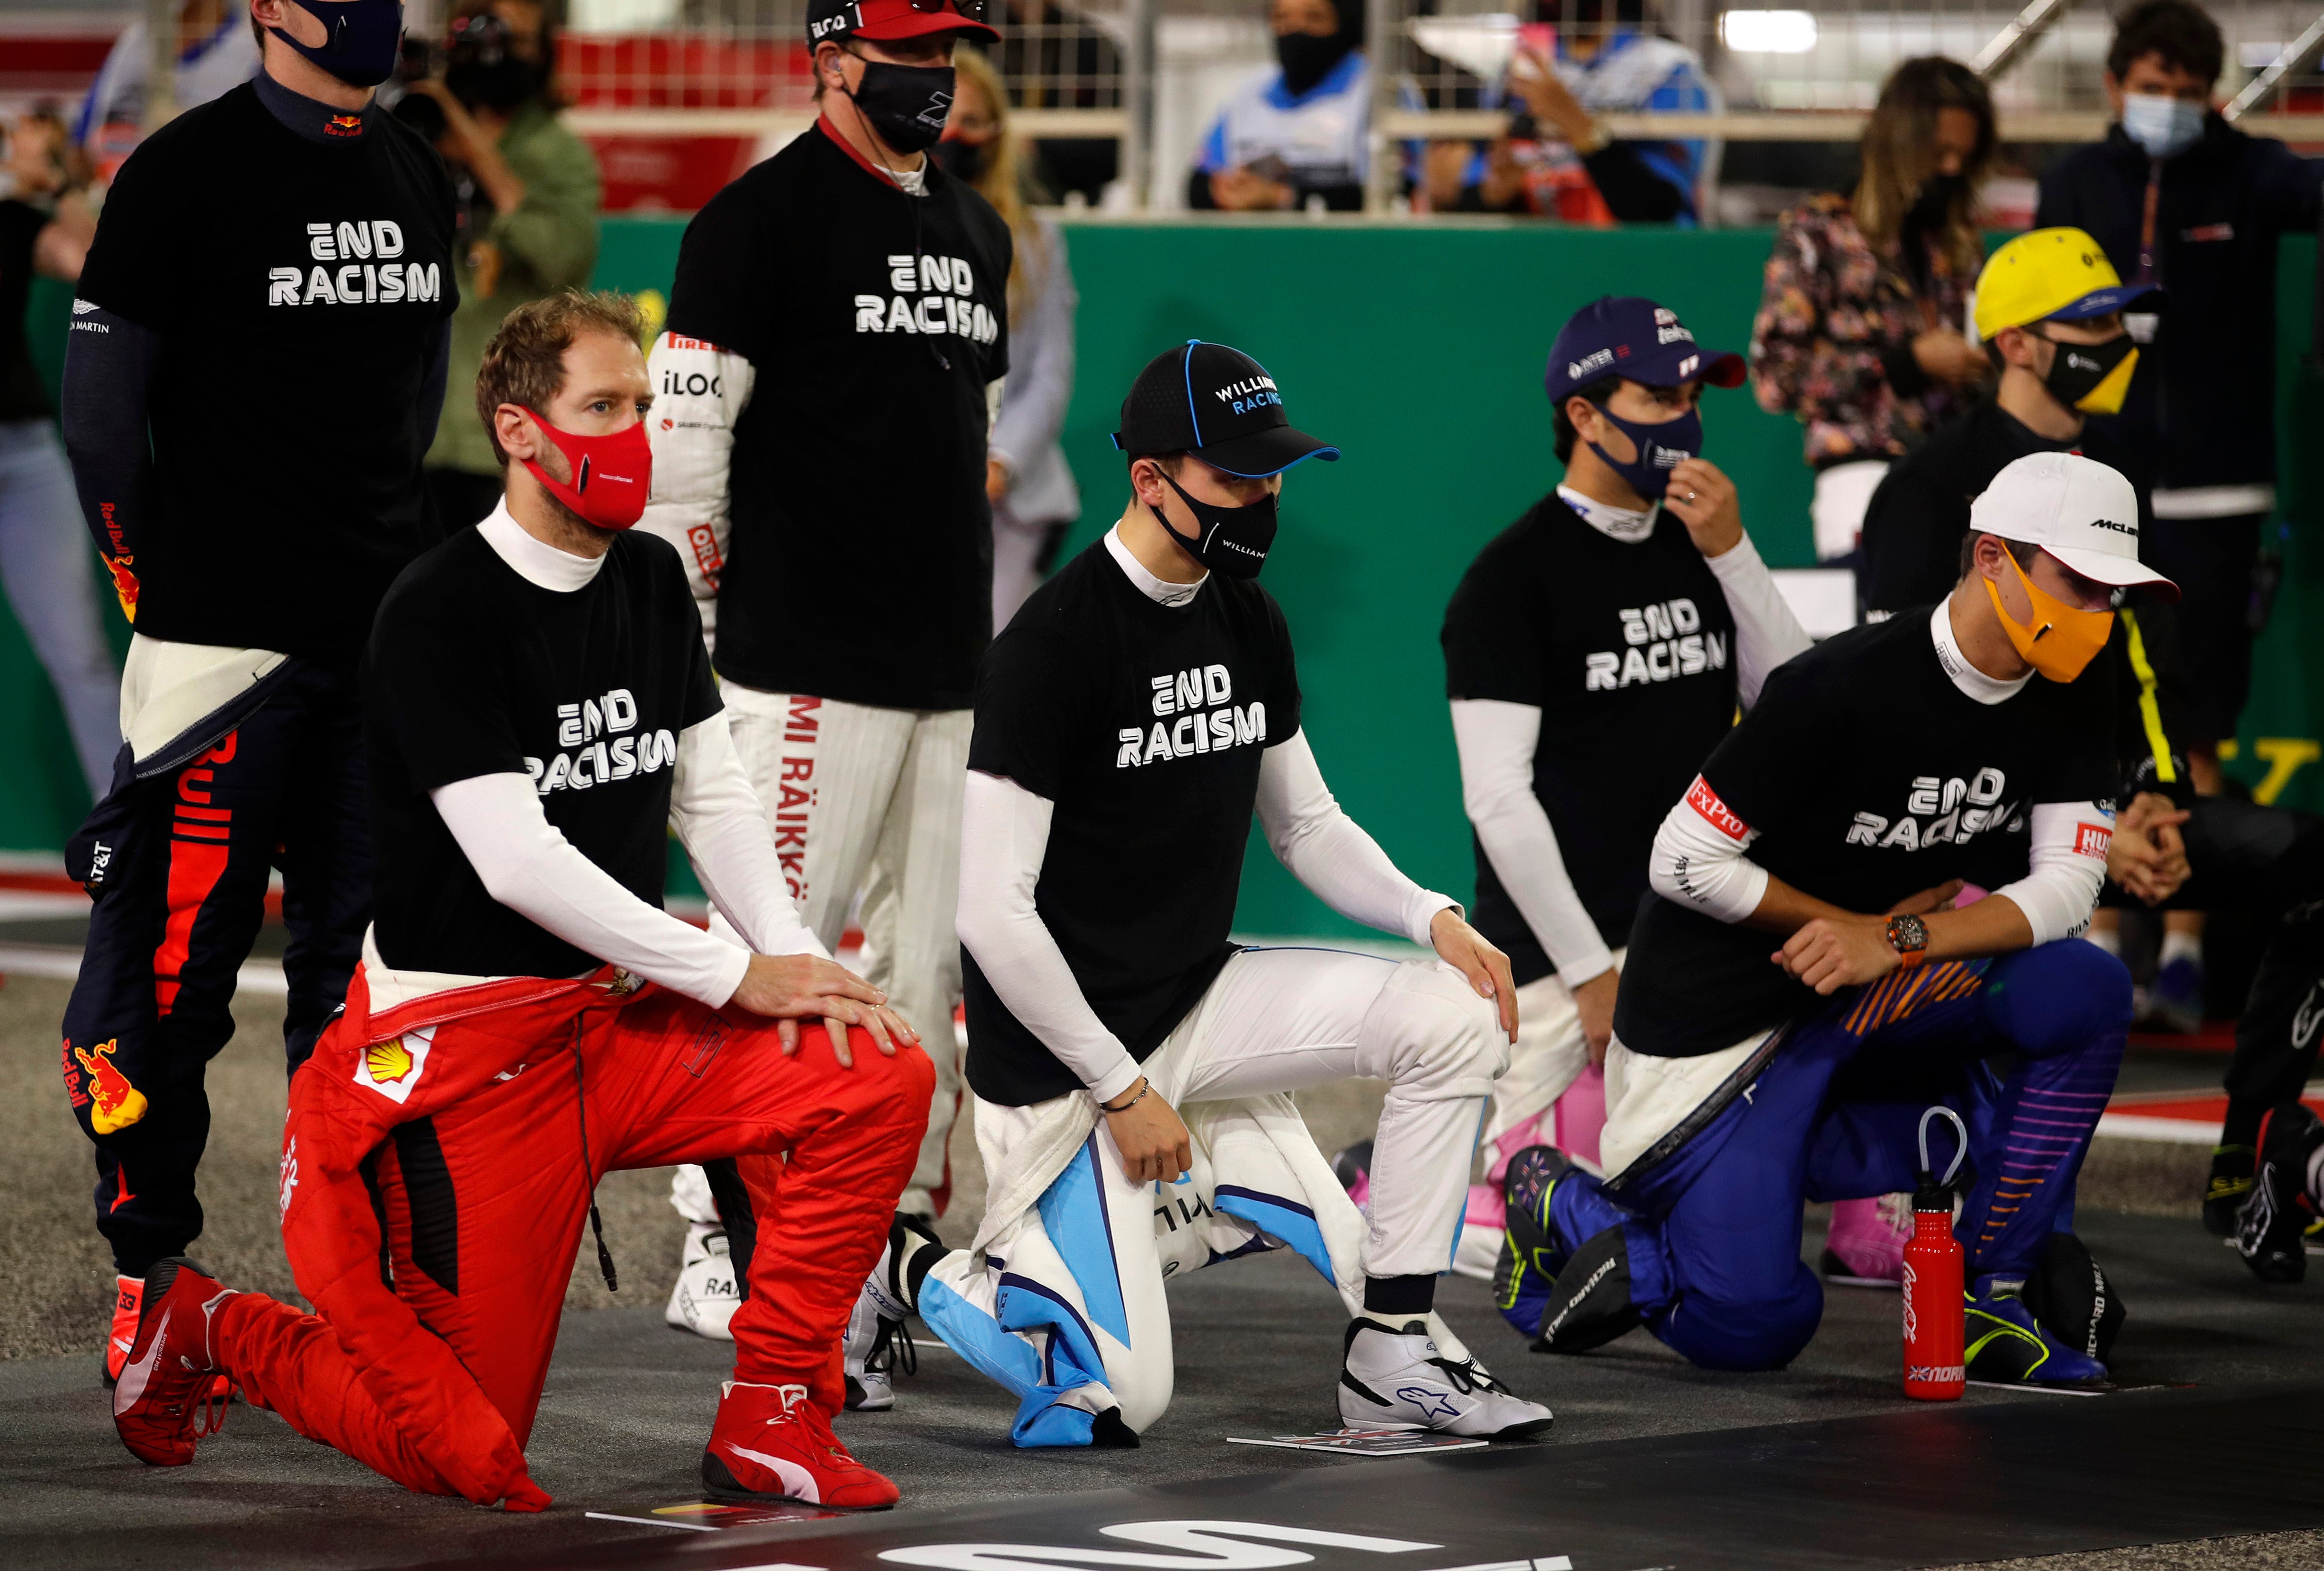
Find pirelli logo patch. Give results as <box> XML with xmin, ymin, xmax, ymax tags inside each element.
<box><xmin>1686</xmin><ymin>775</ymin><xmax>1749</xmax><ymax>841</ymax></box>
<box><xmin>2074</xmin><ymin>821</ymin><xmax>2112</xmax><ymax>859</ymax></box>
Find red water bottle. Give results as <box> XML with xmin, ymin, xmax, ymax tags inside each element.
<box><xmin>1902</xmin><ymin>1106</ymin><xmax>1968</xmax><ymax>1401</ymax></box>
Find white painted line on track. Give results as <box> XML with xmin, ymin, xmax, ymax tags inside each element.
<box><xmin>585</xmin><ymin>1511</ymin><xmax>718</xmax><ymax>1532</ymax></box>
<box><xmin>0</xmin><ymin>943</ymin><xmax>289</xmax><ymax>995</ymax></box>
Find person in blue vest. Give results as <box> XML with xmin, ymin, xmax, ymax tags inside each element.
<box><xmin>1190</xmin><ymin>0</ymin><xmax>1372</xmax><ymax>212</ymax></box>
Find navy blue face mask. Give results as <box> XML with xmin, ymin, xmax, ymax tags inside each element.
<box><xmin>270</xmin><ymin>0</ymin><xmax>406</xmax><ymax>89</ymax></box>
<box><xmin>1586</xmin><ymin>403</ymin><xmax>1701</xmax><ymax>502</ymax></box>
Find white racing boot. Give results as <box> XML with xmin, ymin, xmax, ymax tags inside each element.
<box><xmin>665</xmin><ymin>1223</ymin><xmax>739</xmax><ymax>1341</ymax></box>
<box><xmin>844</xmin><ymin>1212</ymin><xmax>941</xmax><ymax>1412</ymax></box>
<box><xmin>1337</xmin><ymin>1315</ymin><xmax>1554</xmax><ymax>1439</ymax></box>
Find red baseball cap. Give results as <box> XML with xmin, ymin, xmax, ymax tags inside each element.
<box><xmin>807</xmin><ymin>0</ymin><xmax>1000</xmax><ymax>45</ymax></box>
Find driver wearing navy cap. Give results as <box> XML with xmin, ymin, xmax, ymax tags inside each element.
<box><xmin>840</xmin><ymin>339</ymin><xmax>1556</xmax><ymax>1448</ymax></box>
<box><xmin>1437</xmin><ymin>295</ymin><xmax>1811</xmax><ymax>1311</ymax></box>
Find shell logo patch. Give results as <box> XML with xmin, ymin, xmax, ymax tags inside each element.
<box><xmin>354</xmin><ymin>1027</ymin><xmax>434</xmax><ymax>1104</ymax></box>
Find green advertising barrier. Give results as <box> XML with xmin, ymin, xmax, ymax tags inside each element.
<box><xmin>12</xmin><ymin>224</ymin><xmax>2324</xmax><ymax>943</ymax></box>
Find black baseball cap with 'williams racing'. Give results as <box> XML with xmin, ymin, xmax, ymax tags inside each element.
<box><xmin>1111</xmin><ymin>340</ymin><xmax>1340</xmax><ymax>479</ymax></box>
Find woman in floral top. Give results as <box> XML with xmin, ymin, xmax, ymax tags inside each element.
<box><xmin>1751</xmin><ymin>57</ymin><xmax>1997</xmax><ymax>560</ymax></box>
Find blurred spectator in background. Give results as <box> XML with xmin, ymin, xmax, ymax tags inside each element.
<box><xmin>1424</xmin><ymin>0</ymin><xmax>1717</xmax><ymax>224</ymax></box>
<box><xmin>74</xmin><ymin>0</ymin><xmax>261</xmax><ymax>177</ymax></box>
<box><xmin>0</xmin><ymin>112</ymin><xmax>116</xmax><ymax>799</ymax></box>
<box><xmin>945</xmin><ymin>50</ymin><xmax>1080</xmax><ymax>631</ymax></box>
<box><xmin>989</xmin><ymin>0</ymin><xmax>1123</xmax><ymax>206</ymax></box>
<box><xmin>405</xmin><ymin>3</ymin><xmax>602</xmax><ymax>531</ymax></box>
<box><xmin>1751</xmin><ymin>56</ymin><xmax>1993</xmax><ymax>563</ymax></box>
<box><xmin>1190</xmin><ymin>0</ymin><xmax>1370</xmax><ymax>211</ymax></box>
<box><xmin>2037</xmin><ymin>0</ymin><xmax>2321</xmax><ymax>778</ymax></box>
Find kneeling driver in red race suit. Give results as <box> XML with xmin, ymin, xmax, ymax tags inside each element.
<box><xmin>108</xmin><ymin>291</ymin><xmax>934</xmax><ymax>1512</ymax></box>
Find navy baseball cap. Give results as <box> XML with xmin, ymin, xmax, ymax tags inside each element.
<box><xmin>1112</xmin><ymin>340</ymin><xmax>1340</xmax><ymax>479</ymax></box>
<box><xmin>1542</xmin><ymin>296</ymin><xmax>1746</xmax><ymax>408</ymax></box>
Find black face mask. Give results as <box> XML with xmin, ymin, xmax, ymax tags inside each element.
<box><xmin>846</xmin><ymin>60</ymin><xmax>956</xmax><ymax>154</ymax></box>
<box><xmin>2037</xmin><ymin>328</ymin><xmax>2137</xmax><ymax>412</ymax></box>
<box><xmin>930</xmin><ymin>137</ymin><xmax>992</xmax><ymax>182</ymax></box>
<box><xmin>1154</xmin><ymin>471</ymin><xmax>1278</xmax><ymax>580</ymax></box>
<box><xmin>1907</xmin><ymin>171</ymin><xmax>1966</xmax><ymax>231</ymax></box>
<box><xmin>1276</xmin><ymin>32</ymin><xmax>1353</xmax><ymax>97</ymax></box>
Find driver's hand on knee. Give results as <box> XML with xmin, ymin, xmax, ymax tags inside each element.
<box><xmin>1099</xmin><ymin>1078</ymin><xmax>1192</xmax><ymax>1184</ymax></box>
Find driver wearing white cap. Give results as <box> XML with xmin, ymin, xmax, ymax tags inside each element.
<box><xmin>1494</xmin><ymin>450</ymin><xmax>2180</xmax><ymax>1387</ymax></box>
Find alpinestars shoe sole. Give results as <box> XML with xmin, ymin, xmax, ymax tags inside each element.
<box><xmin>2237</xmin><ymin>1103</ymin><xmax>2324</xmax><ymax>1284</ymax></box>
<box><xmin>1337</xmin><ymin>1318</ymin><xmax>1553</xmax><ymax>1439</ymax></box>
<box><xmin>1532</xmin><ymin>1224</ymin><xmax>1641</xmax><ymax>1354</ymax></box>
<box><xmin>1493</xmin><ymin>1145</ymin><xmax>1574</xmax><ymax>1339</ymax></box>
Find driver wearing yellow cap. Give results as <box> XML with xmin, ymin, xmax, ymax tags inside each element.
<box><xmin>1860</xmin><ymin>227</ymin><xmax>2162</xmax><ymax>607</ymax></box>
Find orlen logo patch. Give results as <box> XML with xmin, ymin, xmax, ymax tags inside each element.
<box><xmin>1685</xmin><ymin>775</ymin><xmax>1749</xmax><ymax>841</ymax></box>
<box><xmin>2073</xmin><ymin>821</ymin><xmax>2112</xmax><ymax>859</ymax></box>
<box><xmin>354</xmin><ymin>1027</ymin><xmax>434</xmax><ymax>1104</ymax></box>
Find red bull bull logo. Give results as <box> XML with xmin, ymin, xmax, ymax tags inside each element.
<box><xmin>72</xmin><ymin>1039</ymin><xmax>149</xmax><ymax>1134</ymax></box>
<box><xmin>323</xmin><ymin>114</ymin><xmax>365</xmax><ymax>138</ymax></box>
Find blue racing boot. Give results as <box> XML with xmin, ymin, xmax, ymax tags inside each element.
<box><xmin>1493</xmin><ymin>1145</ymin><xmax>1576</xmax><ymax>1338</ymax></box>
<box><xmin>1965</xmin><ymin>1276</ymin><xmax>2108</xmax><ymax>1386</ymax></box>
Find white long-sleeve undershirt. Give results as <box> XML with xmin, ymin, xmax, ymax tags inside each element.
<box><xmin>1702</xmin><ymin>532</ymin><xmax>1814</xmax><ymax>707</ymax></box>
<box><xmin>956</xmin><ymin>731</ymin><xmax>1456</xmax><ymax>1102</ymax></box>
<box><xmin>1448</xmin><ymin>699</ymin><xmax>1614</xmax><ymax>986</ymax></box>
<box><xmin>428</xmin><ymin>509</ymin><xmax>825</xmax><ymax>1007</ymax></box>
<box><xmin>432</xmin><ymin>714</ymin><xmax>825</xmax><ymax>1009</ymax></box>
<box><xmin>1645</xmin><ymin>778</ymin><xmax>2107</xmax><ymax>945</ymax></box>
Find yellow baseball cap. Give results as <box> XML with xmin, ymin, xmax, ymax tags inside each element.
<box><xmin>1973</xmin><ymin>227</ymin><xmax>2163</xmax><ymax>342</ymax></box>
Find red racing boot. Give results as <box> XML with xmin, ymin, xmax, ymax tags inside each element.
<box><xmin>104</xmin><ymin>1274</ymin><xmax>142</xmax><ymax>1385</ymax></box>
<box><xmin>113</xmin><ymin>1258</ymin><xmax>238</xmax><ymax>1465</ymax></box>
<box><xmin>702</xmin><ymin>1381</ymin><xmax>900</xmax><ymax>1509</ymax></box>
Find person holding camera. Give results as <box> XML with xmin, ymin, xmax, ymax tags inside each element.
<box><xmin>407</xmin><ymin>1</ymin><xmax>603</xmax><ymax>532</ymax></box>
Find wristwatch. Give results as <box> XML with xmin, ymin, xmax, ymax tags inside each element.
<box><xmin>1884</xmin><ymin>912</ymin><xmax>1930</xmax><ymax>972</ymax></box>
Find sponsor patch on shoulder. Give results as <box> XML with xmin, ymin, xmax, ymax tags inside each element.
<box><xmin>2073</xmin><ymin>822</ymin><xmax>2112</xmax><ymax>859</ymax></box>
<box><xmin>1686</xmin><ymin>775</ymin><xmax>1750</xmax><ymax>841</ymax></box>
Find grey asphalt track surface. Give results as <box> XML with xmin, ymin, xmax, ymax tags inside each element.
<box><xmin>5</xmin><ymin>972</ymin><xmax>2319</xmax><ymax>1571</ymax></box>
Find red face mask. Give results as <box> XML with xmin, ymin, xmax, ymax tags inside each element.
<box><xmin>518</xmin><ymin>408</ymin><xmax>652</xmax><ymax>530</ymax></box>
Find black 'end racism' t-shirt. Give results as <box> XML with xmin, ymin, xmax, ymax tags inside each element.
<box><xmin>364</xmin><ymin>528</ymin><xmax>720</xmax><ymax>980</ymax></box>
<box><xmin>1615</xmin><ymin>607</ymin><xmax>2115</xmax><ymax>1058</ymax></box>
<box><xmin>963</xmin><ymin>540</ymin><xmax>1301</xmax><ymax>1106</ymax></box>
<box><xmin>1442</xmin><ymin>497</ymin><xmax>1738</xmax><ymax>985</ymax></box>
<box><xmin>75</xmin><ymin>84</ymin><xmax>457</xmax><ymax>661</ymax></box>
<box><xmin>665</xmin><ymin>126</ymin><xmax>1011</xmax><ymax>711</ymax></box>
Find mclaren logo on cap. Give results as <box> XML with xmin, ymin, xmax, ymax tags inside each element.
<box><xmin>809</xmin><ymin>4</ymin><xmax>861</xmax><ymax>38</ymax></box>
<box><xmin>2089</xmin><ymin>518</ymin><xmax>2136</xmax><ymax>536</ymax></box>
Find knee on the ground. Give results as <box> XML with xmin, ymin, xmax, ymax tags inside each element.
<box><xmin>1359</xmin><ymin>963</ymin><xmax>1510</xmax><ymax>1100</ymax></box>
<box><xmin>1660</xmin><ymin>1262</ymin><xmax>1823</xmax><ymax>1373</ymax></box>
<box><xmin>1983</xmin><ymin>940</ymin><xmax>2134</xmax><ymax>1059</ymax></box>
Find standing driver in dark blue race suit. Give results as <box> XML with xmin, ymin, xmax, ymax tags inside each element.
<box><xmin>1497</xmin><ymin>451</ymin><xmax>2178</xmax><ymax>1385</ymax></box>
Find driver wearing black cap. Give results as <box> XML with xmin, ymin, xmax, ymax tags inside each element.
<box><xmin>838</xmin><ymin>340</ymin><xmax>1556</xmax><ymax>1449</ymax></box>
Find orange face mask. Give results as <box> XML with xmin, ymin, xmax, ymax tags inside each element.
<box><xmin>1983</xmin><ymin>549</ymin><xmax>2114</xmax><ymax>683</ymax></box>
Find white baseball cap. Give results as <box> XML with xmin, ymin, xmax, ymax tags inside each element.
<box><xmin>1967</xmin><ymin>451</ymin><xmax>2180</xmax><ymax>601</ymax></box>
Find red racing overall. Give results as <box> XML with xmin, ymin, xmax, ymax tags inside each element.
<box><xmin>210</xmin><ymin>956</ymin><xmax>931</xmax><ymax>1508</ymax></box>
